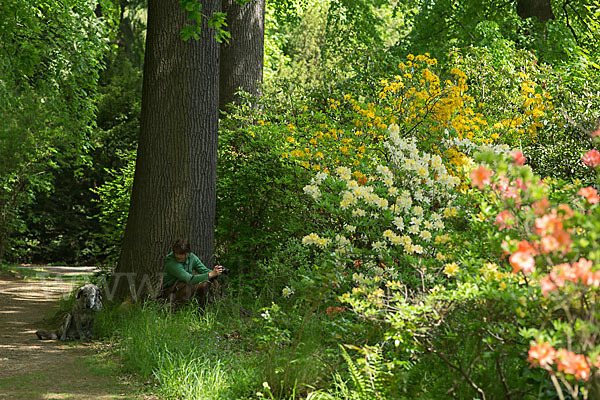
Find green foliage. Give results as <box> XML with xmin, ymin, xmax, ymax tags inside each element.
<box><xmin>0</xmin><ymin>0</ymin><xmax>112</xmax><ymax>261</ymax></box>
<box><xmin>450</xmin><ymin>44</ymin><xmax>600</xmax><ymax>181</ymax></box>
<box><xmin>405</xmin><ymin>0</ymin><xmax>600</xmax><ymax>66</ymax></box>
<box><xmin>92</xmin><ymin>150</ymin><xmax>136</xmax><ymax>263</ymax></box>
<box><xmin>179</xmin><ymin>0</ymin><xmax>251</xmax><ymax>43</ymax></box>
<box><xmin>216</xmin><ymin>102</ymin><xmax>316</xmax><ymax>273</ymax></box>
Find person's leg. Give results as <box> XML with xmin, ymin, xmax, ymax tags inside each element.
<box><xmin>172</xmin><ymin>282</ymin><xmax>194</xmax><ymax>303</ymax></box>
<box><xmin>171</xmin><ymin>280</ymin><xmax>220</xmax><ymax>306</ymax></box>
<box><xmin>191</xmin><ymin>282</ymin><xmax>212</xmax><ymax>307</ymax></box>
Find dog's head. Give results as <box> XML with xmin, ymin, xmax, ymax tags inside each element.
<box><xmin>76</xmin><ymin>284</ymin><xmax>103</xmax><ymax>312</ymax></box>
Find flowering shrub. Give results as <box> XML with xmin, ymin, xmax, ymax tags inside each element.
<box><xmin>301</xmin><ymin>123</ymin><xmax>460</xmax><ymax>284</ymax></box>
<box><xmin>297</xmin><ymin>97</ymin><xmax>600</xmax><ymax>396</ymax></box>
<box><xmin>217</xmin><ymin>50</ymin><xmax>600</xmax><ymax>398</ymax></box>
<box><xmin>281</xmin><ymin>53</ymin><xmax>509</xmax><ymax>185</ymax></box>
<box><xmin>452</xmin><ymin>45</ymin><xmax>600</xmax><ymax>182</ymax></box>
<box><xmin>470</xmin><ymin>125</ymin><xmax>600</xmax><ymax>398</ymax></box>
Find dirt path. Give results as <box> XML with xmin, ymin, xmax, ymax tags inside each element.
<box><xmin>0</xmin><ymin>266</ymin><xmax>148</xmax><ymax>400</ymax></box>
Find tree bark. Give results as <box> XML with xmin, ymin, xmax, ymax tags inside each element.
<box><xmin>516</xmin><ymin>0</ymin><xmax>555</xmax><ymax>22</ymax></box>
<box><xmin>111</xmin><ymin>0</ymin><xmax>220</xmax><ymax>301</ymax></box>
<box><xmin>219</xmin><ymin>0</ymin><xmax>265</xmax><ymax>111</ymax></box>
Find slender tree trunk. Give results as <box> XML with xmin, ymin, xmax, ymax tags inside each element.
<box><xmin>516</xmin><ymin>0</ymin><xmax>554</xmax><ymax>22</ymax></box>
<box><xmin>111</xmin><ymin>0</ymin><xmax>220</xmax><ymax>301</ymax></box>
<box><xmin>219</xmin><ymin>0</ymin><xmax>265</xmax><ymax>111</ymax></box>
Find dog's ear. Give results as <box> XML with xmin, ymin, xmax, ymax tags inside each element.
<box><xmin>76</xmin><ymin>287</ymin><xmax>84</xmax><ymax>299</ymax></box>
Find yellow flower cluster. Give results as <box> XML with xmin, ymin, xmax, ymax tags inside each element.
<box><xmin>278</xmin><ymin>52</ymin><xmax>558</xmax><ymax>194</ymax></box>
<box><xmin>491</xmin><ymin>76</ymin><xmax>554</xmax><ymax>141</ymax></box>
<box><xmin>302</xmin><ymin>232</ymin><xmax>330</xmax><ymax>248</ymax></box>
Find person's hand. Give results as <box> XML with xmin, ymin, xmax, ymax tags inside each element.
<box><xmin>209</xmin><ymin>265</ymin><xmax>224</xmax><ymax>279</ymax></box>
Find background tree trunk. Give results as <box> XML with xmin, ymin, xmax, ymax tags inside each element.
<box><xmin>517</xmin><ymin>0</ymin><xmax>555</xmax><ymax>22</ymax></box>
<box><xmin>219</xmin><ymin>0</ymin><xmax>265</xmax><ymax>111</ymax></box>
<box><xmin>112</xmin><ymin>0</ymin><xmax>220</xmax><ymax>301</ymax></box>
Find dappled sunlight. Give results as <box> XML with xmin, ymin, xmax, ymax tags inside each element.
<box><xmin>0</xmin><ymin>266</ymin><xmax>138</xmax><ymax>399</ymax></box>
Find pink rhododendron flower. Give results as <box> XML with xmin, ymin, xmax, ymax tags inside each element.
<box><xmin>527</xmin><ymin>342</ymin><xmax>556</xmax><ymax>367</ymax></box>
<box><xmin>495</xmin><ymin>210</ymin><xmax>515</xmax><ymax>230</ymax></box>
<box><xmin>511</xmin><ymin>150</ymin><xmax>527</xmax><ymax>166</ymax></box>
<box><xmin>582</xmin><ymin>149</ymin><xmax>600</xmax><ymax>167</ymax></box>
<box><xmin>470</xmin><ymin>165</ymin><xmax>492</xmax><ymax>189</ymax></box>
<box><xmin>578</xmin><ymin>186</ymin><xmax>599</xmax><ymax>204</ymax></box>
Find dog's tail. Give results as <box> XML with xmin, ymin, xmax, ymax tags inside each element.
<box><xmin>35</xmin><ymin>329</ymin><xmax>58</xmax><ymax>340</ymax></box>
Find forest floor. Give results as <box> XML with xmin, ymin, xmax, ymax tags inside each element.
<box><xmin>0</xmin><ymin>265</ymin><xmax>154</xmax><ymax>400</ymax></box>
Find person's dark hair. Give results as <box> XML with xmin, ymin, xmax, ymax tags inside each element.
<box><xmin>173</xmin><ymin>239</ymin><xmax>191</xmax><ymax>254</ymax></box>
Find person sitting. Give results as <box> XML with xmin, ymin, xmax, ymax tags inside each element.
<box><xmin>160</xmin><ymin>239</ymin><xmax>224</xmax><ymax>306</ymax></box>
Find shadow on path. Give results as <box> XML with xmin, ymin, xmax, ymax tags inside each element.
<box><xmin>0</xmin><ymin>266</ymin><xmax>149</xmax><ymax>400</ymax></box>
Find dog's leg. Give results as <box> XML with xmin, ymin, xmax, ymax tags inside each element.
<box><xmin>60</xmin><ymin>313</ymin><xmax>73</xmax><ymax>341</ymax></box>
<box><xmin>75</xmin><ymin>314</ymin><xmax>88</xmax><ymax>340</ymax></box>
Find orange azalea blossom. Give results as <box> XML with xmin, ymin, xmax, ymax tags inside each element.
<box><xmin>534</xmin><ymin>212</ymin><xmax>563</xmax><ymax>236</ymax></box>
<box><xmin>557</xmin><ymin>204</ymin><xmax>574</xmax><ymax>219</ymax></box>
<box><xmin>553</xmin><ymin>229</ymin><xmax>572</xmax><ymax>253</ymax></box>
<box><xmin>516</xmin><ymin>240</ymin><xmax>537</xmax><ymax>255</ymax></box>
<box><xmin>540</xmin><ymin>275</ymin><xmax>558</xmax><ymax>295</ymax></box>
<box><xmin>511</xmin><ymin>150</ymin><xmax>527</xmax><ymax>166</ymax></box>
<box><xmin>592</xmin><ymin>125</ymin><xmax>600</xmax><ymax>137</ymax></box>
<box><xmin>527</xmin><ymin>341</ymin><xmax>556</xmax><ymax>368</ymax></box>
<box><xmin>540</xmin><ymin>234</ymin><xmax>560</xmax><ymax>253</ymax></box>
<box><xmin>357</xmin><ymin>176</ymin><xmax>369</xmax><ymax>185</ymax></box>
<box><xmin>470</xmin><ymin>165</ymin><xmax>493</xmax><ymax>189</ymax></box>
<box><xmin>582</xmin><ymin>149</ymin><xmax>600</xmax><ymax>167</ymax></box>
<box><xmin>534</xmin><ymin>209</ymin><xmax>572</xmax><ymax>254</ymax></box>
<box><xmin>492</xmin><ymin>174</ymin><xmax>521</xmax><ymax>204</ymax></box>
<box><xmin>533</xmin><ymin>198</ymin><xmax>551</xmax><ymax>216</ymax></box>
<box><xmin>540</xmin><ymin>259</ymin><xmax>600</xmax><ymax>295</ymax></box>
<box><xmin>326</xmin><ymin>306</ymin><xmax>346</xmax><ymax>317</ymax></box>
<box><xmin>578</xmin><ymin>186</ymin><xmax>600</xmax><ymax>204</ymax></box>
<box><xmin>555</xmin><ymin>349</ymin><xmax>590</xmax><ymax>381</ymax></box>
<box><xmin>509</xmin><ymin>240</ymin><xmax>537</xmax><ymax>274</ymax></box>
<box><xmin>572</xmin><ymin>258</ymin><xmax>593</xmax><ymax>280</ymax></box>
<box><xmin>495</xmin><ymin>210</ymin><xmax>515</xmax><ymax>231</ymax></box>
<box><xmin>572</xmin><ymin>258</ymin><xmax>600</xmax><ymax>287</ymax></box>
<box><xmin>540</xmin><ymin>264</ymin><xmax>568</xmax><ymax>294</ymax></box>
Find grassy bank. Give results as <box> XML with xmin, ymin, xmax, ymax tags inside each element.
<box><xmin>94</xmin><ymin>291</ymin><xmax>342</xmax><ymax>400</ymax></box>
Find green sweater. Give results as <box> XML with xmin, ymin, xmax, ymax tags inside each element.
<box><xmin>163</xmin><ymin>252</ymin><xmax>212</xmax><ymax>289</ymax></box>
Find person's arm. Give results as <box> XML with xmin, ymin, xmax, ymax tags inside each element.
<box><xmin>190</xmin><ymin>253</ymin><xmax>223</xmax><ymax>279</ymax></box>
<box><xmin>165</xmin><ymin>257</ymin><xmax>208</xmax><ymax>285</ymax></box>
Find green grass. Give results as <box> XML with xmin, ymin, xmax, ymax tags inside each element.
<box><xmin>93</xmin><ymin>292</ymin><xmax>343</xmax><ymax>400</ymax></box>
<box><xmin>95</xmin><ymin>299</ymin><xmax>267</xmax><ymax>399</ymax></box>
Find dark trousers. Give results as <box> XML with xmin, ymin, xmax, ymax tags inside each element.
<box><xmin>160</xmin><ymin>279</ymin><xmax>219</xmax><ymax>307</ymax></box>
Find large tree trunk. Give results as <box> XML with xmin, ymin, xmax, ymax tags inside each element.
<box><xmin>219</xmin><ymin>0</ymin><xmax>265</xmax><ymax>111</ymax></box>
<box><xmin>516</xmin><ymin>0</ymin><xmax>555</xmax><ymax>22</ymax></box>
<box><xmin>111</xmin><ymin>0</ymin><xmax>220</xmax><ymax>301</ymax></box>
